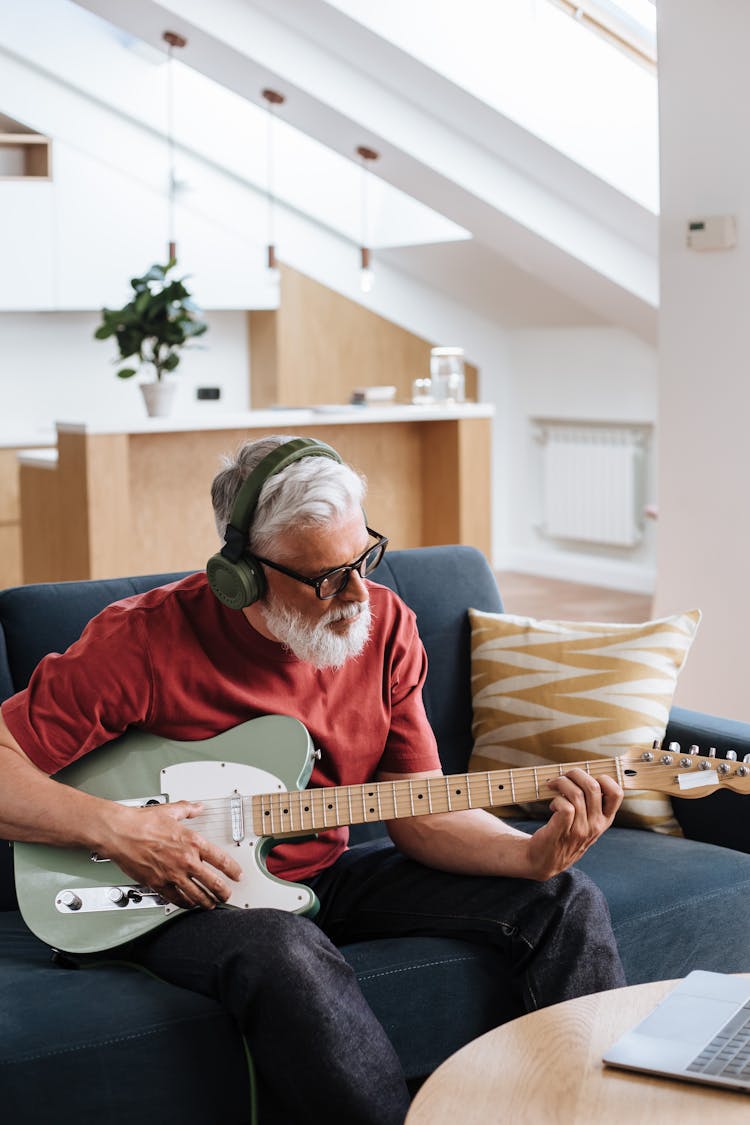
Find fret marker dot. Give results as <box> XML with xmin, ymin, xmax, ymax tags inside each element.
<box><xmin>327</xmin><ymin>803</ymin><xmax>333</xmax><ymax>810</ymax></box>
<box><xmin>455</xmin><ymin>788</ymin><xmax>462</xmax><ymax>795</ymax></box>
<box><xmin>417</xmin><ymin>793</ymin><xmax>424</xmax><ymax>799</ymax></box>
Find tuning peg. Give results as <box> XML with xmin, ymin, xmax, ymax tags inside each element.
<box><xmin>689</xmin><ymin>745</ymin><xmax>700</xmax><ymax>755</ymax></box>
<box><xmin>726</xmin><ymin>750</ymin><xmax>738</xmax><ymax>761</ymax></box>
<box><xmin>708</xmin><ymin>747</ymin><xmax>717</xmax><ymax>758</ymax></box>
<box><xmin>668</xmin><ymin>741</ymin><xmax>681</xmax><ymax>753</ymax></box>
<box><xmin>743</xmin><ymin>754</ymin><xmax>750</xmax><ymax>764</ymax></box>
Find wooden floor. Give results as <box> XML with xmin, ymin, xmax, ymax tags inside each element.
<box><xmin>494</xmin><ymin>571</ymin><xmax>653</xmax><ymax>624</ymax></box>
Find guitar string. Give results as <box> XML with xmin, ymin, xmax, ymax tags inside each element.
<box><xmin>163</xmin><ymin>757</ymin><xmax>663</xmax><ymax>834</ymax></box>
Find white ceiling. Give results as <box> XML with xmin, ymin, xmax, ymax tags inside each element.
<box><xmin>3</xmin><ymin>0</ymin><xmax>659</xmax><ymax>339</ymax></box>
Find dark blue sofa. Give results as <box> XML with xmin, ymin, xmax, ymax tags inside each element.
<box><xmin>1</xmin><ymin>546</ymin><xmax>749</xmax><ymax>1123</ymax></box>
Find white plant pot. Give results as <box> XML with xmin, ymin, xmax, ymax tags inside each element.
<box><xmin>140</xmin><ymin>381</ymin><xmax>177</xmax><ymax>418</ymax></box>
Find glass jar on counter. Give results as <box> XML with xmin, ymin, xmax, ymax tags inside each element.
<box><xmin>430</xmin><ymin>347</ymin><xmax>465</xmax><ymax>403</ymax></box>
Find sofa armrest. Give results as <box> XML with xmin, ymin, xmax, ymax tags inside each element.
<box><xmin>664</xmin><ymin>706</ymin><xmax>750</xmax><ymax>853</ymax></box>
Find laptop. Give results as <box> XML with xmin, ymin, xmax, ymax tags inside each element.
<box><xmin>603</xmin><ymin>970</ymin><xmax>750</xmax><ymax>1093</ymax></box>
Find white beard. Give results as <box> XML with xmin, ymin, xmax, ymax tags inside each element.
<box><xmin>260</xmin><ymin>596</ymin><xmax>372</xmax><ymax>670</ymax></box>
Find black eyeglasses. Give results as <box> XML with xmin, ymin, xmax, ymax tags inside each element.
<box><xmin>255</xmin><ymin>527</ymin><xmax>388</xmax><ymax>600</ymax></box>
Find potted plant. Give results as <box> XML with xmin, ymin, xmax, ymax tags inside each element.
<box><xmin>94</xmin><ymin>259</ymin><xmax>209</xmax><ymax>417</ymax></box>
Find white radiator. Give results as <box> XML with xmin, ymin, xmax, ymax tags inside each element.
<box><xmin>538</xmin><ymin>423</ymin><xmax>646</xmax><ymax>548</ymax></box>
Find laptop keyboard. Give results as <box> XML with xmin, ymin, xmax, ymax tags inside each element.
<box><xmin>687</xmin><ymin>1002</ymin><xmax>750</xmax><ymax>1079</ymax></box>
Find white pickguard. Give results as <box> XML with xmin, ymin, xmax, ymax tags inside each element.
<box><xmin>161</xmin><ymin>760</ymin><xmax>316</xmax><ymax>914</ymax></box>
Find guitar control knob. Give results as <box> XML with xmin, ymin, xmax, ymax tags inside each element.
<box><xmin>58</xmin><ymin>891</ymin><xmax>82</xmax><ymax>911</ymax></box>
<box><xmin>107</xmin><ymin>887</ymin><xmax>128</xmax><ymax>905</ymax></box>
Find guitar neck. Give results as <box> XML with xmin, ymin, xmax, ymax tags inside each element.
<box><xmin>251</xmin><ymin>757</ymin><xmax>624</xmax><ymax>836</ymax></box>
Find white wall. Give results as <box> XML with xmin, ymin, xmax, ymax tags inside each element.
<box><xmin>500</xmin><ymin>326</ymin><xmax>658</xmax><ymax>591</ymax></box>
<box><xmin>654</xmin><ymin>0</ymin><xmax>750</xmax><ymax>718</ymax></box>
<box><xmin>0</xmin><ymin>310</ymin><xmax>250</xmax><ymax>439</ymax></box>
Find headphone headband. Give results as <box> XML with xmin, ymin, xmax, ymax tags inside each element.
<box><xmin>207</xmin><ymin>436</ymin><xmax>344</xmax><ymax>608</ymax></box>
<box><xmin>225</xmin><ymin>437</ymin><xmax>342</xmax><ymax>555</ymax></box>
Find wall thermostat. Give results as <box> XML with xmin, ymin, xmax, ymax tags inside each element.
<box><xmin>686</xmin><ymin>215</ymin><xmax>737</xmax><ymax>251</ymax></box>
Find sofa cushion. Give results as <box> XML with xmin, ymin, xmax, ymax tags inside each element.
<box><xmin>0</xmin><ymin>912</ymin><xmax>253</xmax><ymax>1125</ymax></box>
<box><xmin>467</xmin><ymin>607</ymin><xmax>701</xmax><ymax>833</ymax></box>
<box><xmin>512</xmin><ymin>820</ymin><xmax>750</xmax><ymax>984</ymax></box>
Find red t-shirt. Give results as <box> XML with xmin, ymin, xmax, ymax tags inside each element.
<box><xmin>1</xmin><ymin>573</ymin><xmax>440</xmax><ymax>880</ymax></box>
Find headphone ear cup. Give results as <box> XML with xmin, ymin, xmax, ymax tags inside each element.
<box><xmin>206</xmin><ymin>552</ymin><xmax>266</xmax><ymax>610</ymax></box>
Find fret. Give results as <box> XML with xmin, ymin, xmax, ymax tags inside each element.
<box><xmin>361</xmin><ymin>784</ymin><xmax>379</xmax><ymax>821</ymax></box>
<box><xmin>253</xmin><ymin>750</ymin><xmax>641</xmax><ymax>838</ymax></box>
<box><xmin>320</xmin><ymin>788</ymin><xmax>328</xmax><ymax>828</ymax></box>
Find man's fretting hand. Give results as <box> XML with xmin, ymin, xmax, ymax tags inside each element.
<box><xmin>524</xmin><ymin>768</ymin><xmax>623</xmax><ymax>881</ymax></box>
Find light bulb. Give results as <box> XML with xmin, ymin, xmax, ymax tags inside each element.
<box><xmin>359</xmin><ymin>247</ymin><xmax>374</xmax><ymax>293</ymax></box>
<box><xmin>359</xmin><ymin>267</ymin><xmax>375</xmax><ymax>294</ymax></box>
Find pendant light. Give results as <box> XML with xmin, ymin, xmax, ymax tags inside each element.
<box><xmin>163</xmin><ymin>30</ymin><xmax>187</xmax><ymax>262</ymax></box>
<box><xmin>356</xmin><ymin>145</ymin><xmax>379</xmax><ymax>294</ymax></box>
<box><xmin>262</xmin><ymin>88</ymin><xmax>285</xmax><ymax>286</ymax></box>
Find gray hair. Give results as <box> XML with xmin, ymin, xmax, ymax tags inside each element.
<box><xmin>211</xmin><ymin>434</ymin><xmax>367</xmax><ymax>555</ymax></box>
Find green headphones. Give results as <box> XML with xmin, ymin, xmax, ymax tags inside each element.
<box><xmin>206</xmin><ymin>437</ymin><xmax>344</xmax><ymax>610</ymax></box>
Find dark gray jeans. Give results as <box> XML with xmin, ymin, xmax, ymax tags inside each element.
<box><xmin>132</xmin><ymin>840</ymin><xmax>626</xmax><ymax>1125</ymax></box>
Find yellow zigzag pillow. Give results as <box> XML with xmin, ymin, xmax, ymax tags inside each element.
<box><xmin>468</xmin><ymin>607</ymin><xmax>702</xmax><ymax>835</ymax></box>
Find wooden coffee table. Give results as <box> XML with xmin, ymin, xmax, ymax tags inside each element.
<box><xmin>406</xmin><ymin>979</ymin><xmax>750</xmax><ymax>1123</ymax></box>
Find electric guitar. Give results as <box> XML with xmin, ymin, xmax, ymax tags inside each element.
<box><xmin>13</xmin><ymin>715</ymin><xmax>750</xmax><ymax>954</ymax></box>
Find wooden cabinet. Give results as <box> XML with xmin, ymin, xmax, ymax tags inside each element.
<box><xmin>0</xmin><ymin>449</ymin><xmax>24</xmax><ymax>589</ymax></box>
<box><xmin>0</xmin><ymin>113</ymin><xmax>51</xmax><ymax>180</ymax></box>
<box><xmin>19</xmin><ymin>410</ymin><xmax>493</xmax><ymax>583</ymax></box>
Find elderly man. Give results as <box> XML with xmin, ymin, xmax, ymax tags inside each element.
<box><xmin>0</xmin><ymin>435</ymin><xmax>625</xmax><ymax>1124</ymax></box>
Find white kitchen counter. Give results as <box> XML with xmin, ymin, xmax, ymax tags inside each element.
<box><xmin>54</xmin><ymin>402</ymin><xmax>494</xmax><ymax>437</ymax></box>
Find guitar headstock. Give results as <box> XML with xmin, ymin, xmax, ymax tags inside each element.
<box><xmin>619</xmin><ymin>742</ymin><xmax>750</xmax><ymax>798</ymax></box>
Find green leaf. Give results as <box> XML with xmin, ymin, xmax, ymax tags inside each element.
<box><xmin>94</xmin><ymin>324</ymin><xmax>114</xmax><ymax>340</ymax></box>
<box><xmin>116</xmin><ymin>367</ymin><xmax>138</xmax><ymax>379</ymax></box>
<box><xmin>163</xmin><ymin>352</ymin><xmax>180</xmax><ymax>372</ymax></box>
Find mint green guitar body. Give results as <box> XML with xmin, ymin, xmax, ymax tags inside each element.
<box><xmin>14</xmin><ymin>715</ymin><xmax>320</xmax><ymax>954</ymax></box>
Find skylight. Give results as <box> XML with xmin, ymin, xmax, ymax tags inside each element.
<box><xmin>326</xmin><ymin>0</ymin><xmax>659</xmax><ymax>211</ymax></box>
